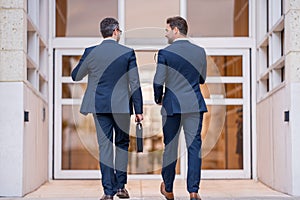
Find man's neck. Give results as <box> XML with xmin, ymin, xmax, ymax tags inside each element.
<box><xmin>174</xmin><ymin>36</ymin><xmax>188</xmax><ymax>42</ymax></box>
<box><xmin>103</xmin><ymin>37</ymin><xmax>116</xmax><ymax>41</ymax></box>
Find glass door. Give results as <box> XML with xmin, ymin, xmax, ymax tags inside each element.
<box><xmin>201</xmin><ymin>48</ymin><xmax>251</xmax><ymax>179</ymax></box>
<box><xmin>54</xmin><ymin>49</ymin><xmax>100</xmax><ymax>179</ymax></box>
<box><xmin>54</xmin><ymin>49</ymin><xmax>183</xmax><ymax>179</ymax></box>
<box><xmin>129</xmin><ymin>50</ymin><xmax>184</xmax><ymax>178</ymax></box>
<box><xmin>54</xmin><ymin>48</ymin><xmax>250</xmax><ymax>179</ymax></box>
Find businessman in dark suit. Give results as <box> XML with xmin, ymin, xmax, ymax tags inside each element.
<box><xmin>153</xmin><ymin>16</ymin><xmax>207</xmax><ymax>200</ymax></box>
<box><xmin>72</xmin><ymin>18</ymin><xmax>143</xmax><ymax>200</ymax></box>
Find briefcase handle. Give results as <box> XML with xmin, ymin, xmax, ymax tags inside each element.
<box><xmin>136</xmin><ymin>122</ymin><xmax>143</xmax><ymax>153</ymax></box>
<box><xmin>137</xmin><ymin>122</ymin><xmax>142</xmax><ymax>129</ymax></box>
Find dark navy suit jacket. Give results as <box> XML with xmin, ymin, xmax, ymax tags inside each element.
<box><xmin>153</xmin><ymin>40</ymin><xmax>207</xmax><ymax>115</ymax></box>
<box><xmin>71</xmin><ymin>39</ymin><xmax>143</xmax><ymax>115</ymax></box>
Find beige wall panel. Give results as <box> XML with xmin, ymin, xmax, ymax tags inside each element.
<box><xmin>272</xmin><ymin>87</ymin><xmax>291</xmax><ymax>193</ymax></box>
<box><xmin>23</xmin><ymin>85</ymin><xmax>49</xmax><ymax>195</ymax></box>
<box><xmin>257</xmin><ymin>98</ymin><xmax>273</xmax><ymax>187</ymax></box>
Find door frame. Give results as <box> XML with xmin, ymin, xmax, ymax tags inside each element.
<box><xmin>201</xmin><ymin>48</ymin><xmax>251</xmax><ymax>179</ymax></box>
<box><xmin>53</xmin><ymin>46</ymin><xmax>251</xmax><ymax>179</ymax></box>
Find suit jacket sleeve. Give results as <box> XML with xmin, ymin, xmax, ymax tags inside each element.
<box><xmin>153</xmin><ymin>50</ymin><xmax>167</xmax><ymax>104</ymax></box>
<box><xmin>199</xmin><ymin>48</ymin><xmax>207</xmax><ymax>84</ymax></box>
<box><xmin>71</xmin><ymin>47</ymin><xmax>94</xmax><ymax>81</ymax></box>
<box><xmin>128</xmin><ymin>50</ymin><xmax>143</xmax><ymax>114</ymax></box>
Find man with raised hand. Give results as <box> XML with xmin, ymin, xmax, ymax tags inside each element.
<box><xmin>153</xmin><ymin>16</ymin><xmax>207</xmax><ymax>200</ymax></box>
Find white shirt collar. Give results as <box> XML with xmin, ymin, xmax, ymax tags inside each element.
<box><xmin>174</xmin><ymin>37</ymin><xmax>189</xmax><ymax>42</ymax></box>
<box><xmin>103</xmin><ymin>37</ymin><xmax>117</xmax><ymax>41</ymax></box>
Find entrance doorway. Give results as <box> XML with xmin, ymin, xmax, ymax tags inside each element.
<box><xmin>53</xmin><ymin>47</ymin><xmax>251</xmax><ymax>179</ymax></box>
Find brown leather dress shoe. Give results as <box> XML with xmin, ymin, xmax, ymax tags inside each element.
<box><xmin>190</xmin><ymin>192</ymin><xmax>201</xmax><ymax>200</ymax></box>
<box><xmin>100</xmin><ymin>194</ymin><xmax>113</xmax><ymax>200</ymax></box>
<box><xmin>160</xmin><ymin>182</ymin><xmax>174</xmax><ymax>200</ymax></box>
<box><xmin>116</xmin><ymin>188</ymin><xmax>130</xmax><ymax>199</ymax></box>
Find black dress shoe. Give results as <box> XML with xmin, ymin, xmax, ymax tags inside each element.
<box><xmin>160</xmin><ymin>182</ymin><xmax>174</xmax><ymax>200</ymax></box>
<box><xmin>100</xmin><ymin>194</ymin><xmax>114</xmax><ymax>200</ymax></box>
<box><xmin>116</xmin><ymin>188</ymin><xmax>130</xmax><ymax>199</ymax></box>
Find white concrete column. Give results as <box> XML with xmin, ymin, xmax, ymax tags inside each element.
<box><xmin>285</xmin><ymin>0</ymin><xmax>300</xmax><ymax>196</ymax></box>
<box><xmin>0</xmin><ymin>0</ymin><xmax>26</xmax><ymax>196</ymax></box>
<box><xmin>0</xmin><ymin>83</ymin><xmax>24</xmax><ymax>196</ymax></box>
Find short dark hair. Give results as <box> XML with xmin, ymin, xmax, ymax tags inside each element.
<box><xmin>100</xmin><ymin>17</ymin><xmax>119</xmax><ymax>38</ymax></box>
<box><xmin>166</xmin><ymin>16</ymin><xmax>188</xmax><ymax>35</ymax></box>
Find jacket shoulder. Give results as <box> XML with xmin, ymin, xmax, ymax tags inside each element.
<box><xmin>187</xmin><ymin>42</ymin><xmax>206</xmax><ymax>52</ymax></box>
<box><xmin>117</xmin><ymin>43</ymin><xmax>134</xmax><ymax>52</ymax></box>
<box><xmin>86</xmin><ymin>45</ymin><xmax>98</xmax><ymax>51</ymax></box>
<box><xmin>82</xmin><ymin>45</ymin><xmax>98</xmax><ymax>57</ymax></box>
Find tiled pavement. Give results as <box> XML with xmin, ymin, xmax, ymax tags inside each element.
<box><xmin>1</xmin><ymin>180</ymin><xmax>300</xmax><ymax>200</ymax></box>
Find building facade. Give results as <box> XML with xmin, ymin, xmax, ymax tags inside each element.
<box><xmin>0</xmin><ymin>0</ymin><xmax>299</xmax><ymax>197</ymax></box>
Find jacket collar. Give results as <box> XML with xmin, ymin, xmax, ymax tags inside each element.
<box><xmin>101</xmin><ymin>38</ymin><xmax>118</xmax><ymax>44</ymax></box>
<box><xmin>103</xmin><ymin>37</ymin><xmax>117</xmax><ymax>41</ymax></box>
<box><xmin>173</xmin><ymin>38</ymin><xmax>190</xmax><ymax>44</ymax></box>
<box><xmin>174</xmin><ymin>37</ymin><xmax>189</xmax><ymax>42</ymax></box>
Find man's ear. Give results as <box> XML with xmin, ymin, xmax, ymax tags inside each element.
<box><xmin>112</xmin><ymin>29</ymin><xmax>117</xmax><ymax>37</ymax></box>
<box><xmin>174</xmin><ymin>27</ymin><xmax>179</xmax><ymax>34</ymax></box>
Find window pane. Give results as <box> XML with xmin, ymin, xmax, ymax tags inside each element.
<box><xmin>62</xmin><ymin>104</ymin><xmax>180</xmax><ymax>173</ymax></box>
<box><xmin>201</xmin><ymin>83</ymin><xmax>243</xmax><ymax>99</ymax></box>
<box><xmin>129</xmin><ymin>50</ymin><xmax>178</xmax><ymax>174</ymax></box>
<box><xmin>125</xmin><ymin>0</ymin><xmax>179</xmax><ymax>43</ymax></box>
<box><xmin>56</xmin><ymin>0</ymin><xmax>118</xmax><ymax>37</ymax></box>
<box><xmin>208</xmin><ymin>56</ymin><xmax>243</xmax><ymax>76</ymax></box>
<box><xmin>128</xmin><ymin>105</ymin><xmax>180</xmax><ymax>175</ymax></box>
<box><xmin>135</xmin><ymin>50</ymin><xmax>158</xmax><ymax>103</ymax></box>
<box><xmin>202</xmin><ymin>105</ymin><xmax>243</xmax><ymax>169</ymax></box>
<box><xmin>187</xmin><ymin>0</ymin><xmax>249</xmax><ymax>37</ymax></box>
<box><xmin>62</xmin><ymin>83</ymin><xmax>87</xmax><ymax>99</ymax></box>
<box><xmin>62</xmin><ymin>105</ymin><xmax>99</xmax><ymax>170</ymax></box>
<box><xmin>62</xmin><ymin>55</ymin><xmax>80</xmax><ymax>77</ymax></box>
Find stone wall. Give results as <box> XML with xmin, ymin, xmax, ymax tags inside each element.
<box><xmin>0</xmin><ymin>0</ymin><xmax>26</xmax><ymax>81</ymax></box>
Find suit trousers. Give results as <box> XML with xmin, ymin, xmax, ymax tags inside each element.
<box><xmin>161</xmin><ymin>112</ymin><xmax>204</xmax><ymax>193</ymax></box>
<box><xmin>93</xmin><ymin>113</ymin><xmax>130</xmax><ymax>196</ymax></box>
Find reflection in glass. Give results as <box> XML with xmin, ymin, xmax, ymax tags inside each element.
<box><xmin>61</xmin><ymin>104</ymin><xmax>180</xmax><ymax>174</ymax></box>
<box><xmin>201</xmin><ymin>83</ymin><xmax>243</xmax><ymax>99</ymax></box>
<box><xmin>207</xmin><ymin>56</ymin><xmax>243</xmax><ymax>76</ymax></box>
<box><xmin>129</xmin><ymin>50</ymin><xmax>179</xmax><ymax>174</ymax></box>
<box><xmin>56</xmin><ymin>0</ymin><xmax>118</xmax><ymax>37</ymax></box>
<box><xmin>202</xmin><ymin>105</ymin><xmax>243</xmax><ymax>169</ymax></box>
<box><xmin>62</xmin><ymin>83</ymin><xmax>87</xmax><ymax>99</ymax></box>
<box><xmin>129</xmin><ymin>105</ymin><xmax>162</xmax><ymax>174</ymax></box>
<box><xmin>62</xmin><ymin>105</ymin><xmax>99</xmax><ymax>170</ymax></box>
<box><xmin>55</xmin><ymin>0</ymin><xmax>248</xmax><ymax>38</ymax></box>
<box><xmin>128</xmin><ymin>105</ymin><xmax>180</xmax><ymax>174</ymax></box>
<box><xmin>125</xmin><ymin>0</ymin><xmax>179</xmax><ymax>44</ymax></box>
<box><xmin>60</xmin><ymin>52</ymin><xmax>245</xmax><ymax>172</ymax></box>
<box><xmin>62</xmin><ymin>55</ymin><xmax>81</xmax><ymax>76</ymax></box>
<box><xmin>187</xmin><ymin>0</ymin><xmax>249</xmax><ymax>37</ymax></box>
<box><xmin>135</xmin><ymin>50</ymin><xmax>158</xmax><ymax>103</ymax></box>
